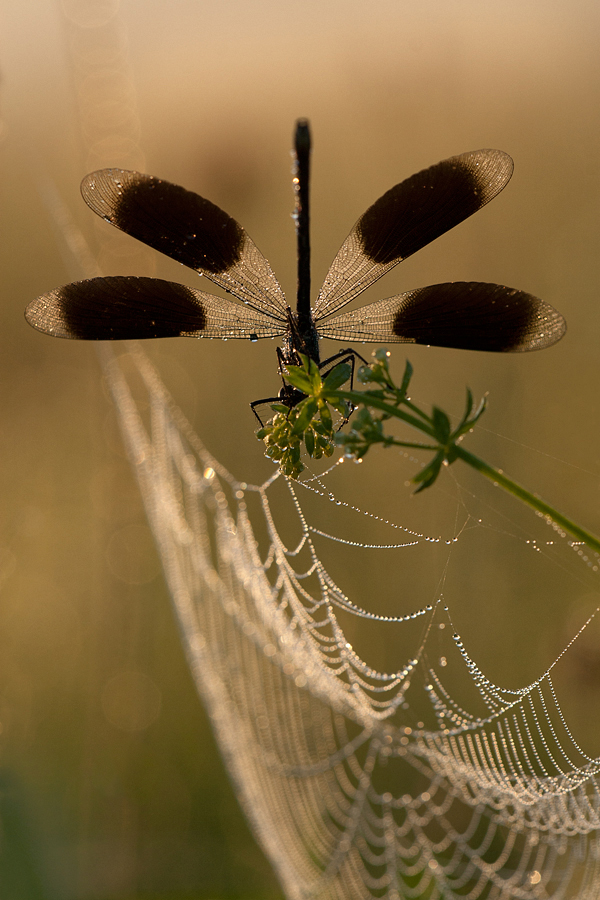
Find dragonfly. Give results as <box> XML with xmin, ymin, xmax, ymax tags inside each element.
<box><xmin>26</xmin><ymin>119</ymin><xmax>566</xmax><ymax>419</ymax></box>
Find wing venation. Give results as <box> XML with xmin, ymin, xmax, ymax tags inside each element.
<box><xmin>314</xmin><ymin>150</ymin><xmax>514</xmax><ymax>320</ymax></box>
<box><xmin>317</xmin><ymin>282</ymin><xmax>566</xmax><ymax>352</ymax></box>
<box><xmin>81</xmin><ymin>169</ymin><xmax>288</xmax><ymax>319</ymax></box>
<box><xmin>25</xmin><ymin>276</ymin><xmax>286</xmax><ymax>341</ymax></box>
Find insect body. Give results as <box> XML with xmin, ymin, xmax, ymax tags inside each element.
<box><xmin>26</xmin><ymin>120</ymin><xmax>566</xmax><ymax>412</ymax></box>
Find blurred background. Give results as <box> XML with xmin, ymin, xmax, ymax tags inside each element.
<box><xmin>1</xmin><ymin>0</ymin><xmax>600</xmax><ymax>897</ymax></box>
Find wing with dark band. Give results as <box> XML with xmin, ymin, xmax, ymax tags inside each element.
<box><xmin>317</xmin><ymin>282</ymin><xmax>566</xmax><ymax>352</ymax></box>
<box><xmin>25</xmin><ymin>276</ymin><xmax>287</xmax><ymax>341</ymax></box>
<box><xmin>314</xmin><ymin>150</ymin><xmax>514</xmax><ymax>320</ymax></box>
<box><xmin>80</xmin><ymin>169</ymin><xmax>288</xmax><ymax>320</ymax></box>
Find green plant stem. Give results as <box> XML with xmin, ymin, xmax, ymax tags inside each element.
<box><xmin>454</xmin><ymin>446</ymin><xmax>600</xmax><ymax>555</ymax></box>
<box><xmin>325</xmin><ymin>387</ymin><xmax>600</xmax><ymax>557</ymax></box>
<box><xmin>331</xmin><ymin>389</ymin><xmax>437</xmax><ymax>435</ymax></box>
<box><xmin>265</xmin><ymin>354</ymin><xmax>600</xmax><ymax>556</ymax></box>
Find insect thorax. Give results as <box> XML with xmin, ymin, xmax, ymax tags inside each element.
<box><xmin>282</xmin><ymin>307</ymin><xmax>320</xmax><ymax>367</ymax></box>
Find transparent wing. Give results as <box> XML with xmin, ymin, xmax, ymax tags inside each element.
<box><xmin>80</xmin><ymin>169</ymin><xmax>288</xmax><ymax>320</ymax></box>
<box><xmin>314</xmin><ymin>150</ymin><xmax>514</xmax><ymax>320</ymax></box>
<box><xmin>317</xmin><ymin>282</ymin><xmax>567</xmax><ymax>352</ymax></box>
<box><xmin>25</xmin><ymin>276</ymin><xmax>287</xmax><ymax>341</ymax></box>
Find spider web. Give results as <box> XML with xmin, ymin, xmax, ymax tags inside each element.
<box><xmin>101</xmin><ymin>342</ymin><xmax>600</xmax><ymax>900</ymax></box>
<box><xmin>35</xmin><ymin>2</ymin><xmax>600</xmax><ymax>895</ymax></box>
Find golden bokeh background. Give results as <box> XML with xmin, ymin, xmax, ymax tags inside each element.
<box><xmin>1</xmin><ymin>1</ymin><xmax>600</xmax><ymax>897</ymax></box>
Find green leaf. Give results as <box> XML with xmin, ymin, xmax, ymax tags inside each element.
<box><xmin>398</xmin><ymin>359</ymin><xmax>413</xmax><ymax>397</ymax></box>
<box><xmin>469</xmin><ymin>394</ymin><xmax>487</xmax><ymax>426</ymax></box>
<box><xmin>308</xmin><ymin>364</ymin><xmax>324</xmax><ymax>392</ymax></box>
<box><xmin>269</xmin><ymin>402</ymin><xmax>291</xmax><ymax>415</ymax></box>
<box><xmin>446</xmin><ymin>445</ymin><xmax>460</xmax><ymax>465</ymax></box>
<box><xmin>283</xmin><ymin>367</ymin><xmax>313</xmax><ymax>394</ymax></box>
<box><xmin>305</xmin><ymin>428</ymin><xmax>315</xmax><ymax>457</ymax></box>
<box><xmin>323</xmin><ymin>363</ymin><xmax>352</xmax><ymax>391</ymax></box>
<box><xmin>412</xmin><ymin>452</ymin><xmax>444</xmax><ymax>492</ymax></box>
<box><xmin>319</xmin><ymin>403</ymin><xmax>333</xmax><ymax>431</ymax></box>
<box><xmin>282</xmin><ymin>455</ymin><xmax>305</xmax><ymax>477</ymax></box>
<box><xmin>452</xmin><ymin>391</ymin><xmax>487</xmax><ymax>441</ymax></box>
<box><xmin>294</xmin><ymin>353</ymin><xmax>323</xmax><ymax>392</ymax></box>
<box><xmin>354</xmin><ymin>407</ymin><xmax>374</xmax><ymax>428</ymax></box>
<box><xmin>357</xmin><ymin>366</ymin><xmax>373</xmax><ymax>384</ymax></box>
<box><xmin>292</xmin><ymin>398</ymin><xmax>318</xmax><ymax>434</ymax></box>
<box><xmin>431</xmin><ymin>407</ymin><xmax>451</xmax><ymax>443</ymax></box>
<box><xmin>300</xmin><ymin>353</ymin><xmax>318</xmax><ymax>373</ymax></box>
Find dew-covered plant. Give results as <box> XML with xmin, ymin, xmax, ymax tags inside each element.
<box><xmin>257</xmin><ymin>350</ymin><xmax>600</xmax><ymax>555</ymax></box>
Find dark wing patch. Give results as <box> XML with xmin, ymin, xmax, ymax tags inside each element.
<box><xmin>80</xmin><ymin>170</ymin><xmax>288</xmax><ymax>318</ymax></box>
<box><xmin>25</xmin><ymin>276</ymin><xmax>286</xmax><ymax>341</ymax></box>
<box><xmin>82</xmin><ymin>170</ymin><xmax>243</xmax><ymax>273</ymax></box>
<box><xmin>317</xmin><ymin>282</ymin><xmax>567</xmax><ymax>352</ymax></box>
<box><xmin>314</xmin><ymin>150</ymin><xmax>513</xmax><ymax>320</ymax></box>
<box><xmin>356</xmin><ymin>151</ymin><xmax>512</xmax><ymax>264</ymax></box>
